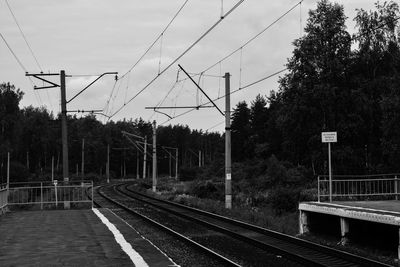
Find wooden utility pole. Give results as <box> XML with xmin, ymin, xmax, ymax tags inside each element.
<box><xmin>225</xmin><ymin>72</ymin><xmax>232</xmax><ymax>209</ymax></box>
<box><xmin>26</xmin><ymin>151</ymin><xmax>29</xmax><ymax>170</ymax></box>
<box><xmin>60</xmin><ymin>70</ymin><xmax>69</xmax><ymax>182</ymax></box>
<box><xmin>152</xmin><ymin>121</ymin><xmax>157</xmax><ymax>192</ymax></box>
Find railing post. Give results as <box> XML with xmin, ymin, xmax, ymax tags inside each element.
<box><xmin>55</xmin><ymin>184</ymin><xmax>58</xmax><ymax>207</ymax></box>
<box><xmin>395</xmin><ymin>175</ymin><xmax>398</xmax><ymax>200</ymax></box>
<box><xmin>40</xmin><ymin>182</ymin><xmax>43</xmax><ymax>210</ymax></box>
<box><xmin>317</xmin><ymin>176</ymin><xmax>320</xmax><ymax>202</ymax></box>
<box><xmin>6</xmin><ymin>152</ymin><xmax>10</xmax><ymax>209</ymax></box>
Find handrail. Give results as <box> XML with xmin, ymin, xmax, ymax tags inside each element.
<box><xmin>317</xmin><ymin>175</ymin><xmax>400</xmax><ymax>202</ymax></box>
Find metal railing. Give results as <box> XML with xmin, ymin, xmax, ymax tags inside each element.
<box><xmin>0</xmin><ymin>183</ymin><xmax>8</xmax><ymax>211</ymax></box>
<box><xmin>8</xmin><ymin>180</ymin><xmax>93</xmax><ymax>209</ymax></box>
<box><xmin>318</xmin><ymin>174</ymin><xmax>400</xmax><ymax>202</ymax></box>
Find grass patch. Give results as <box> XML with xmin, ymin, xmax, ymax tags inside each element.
<box><xmin>142</xmin><ymin>177</ymin><xmax>299</xmax><ymax>236</ymax></box>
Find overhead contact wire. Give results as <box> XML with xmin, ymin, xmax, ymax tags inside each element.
<box><xmin>118</xmin><ymin>0</ymin><xmax>190</xmax><ymax>80</ymax></box>
<box><xmin>160</xmin><ymin>68</ymin><xmax>286</xmax><ymax>125</ymax></box>
<box><xmin>109</xmin><ymin>0</ymin><xmax>245</xmax><ymax>119</ymax></box>
<box><xmin>5</xmin><ymin>0</ymin><xmax>42</xmax><ymax>71</ymax></box>
<box><xmin>201</xmin><ymin>0</ymin><xmax>303</xmax><ymax>74</ymax></box>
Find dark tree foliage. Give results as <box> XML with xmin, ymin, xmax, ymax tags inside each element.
<box><xmin>229</xmin><ymin>0</ymin><xmax>400</xmax><ymax>176</ymax></box>
<box><xmin>231</xmin><ymin>101</ymin><xmax>251</xmax><ymax>161</ymax></box>
<box><xmin>0</xmin><ymin>95</ymin><xmax>224</xmax><ymax>181</ymax></box>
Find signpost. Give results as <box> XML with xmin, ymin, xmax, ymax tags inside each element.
<box><xmin>53</xmin><ymin>180</ymin><xmax>58</xmax><ymax>207</ymax></box>
<box><xmin>322</xmin><ymin>132</ymin><xmax>337</xmax><ymax>202</ymax></box>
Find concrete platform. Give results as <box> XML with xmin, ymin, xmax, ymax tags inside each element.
<box><xmin>0</xmin><ymin>209</ymin><xmax>177</xmax><ymax>266</ymax></box>
<box><xmin>299</xmin><ymin>200</ymin><xmax>400</xmax><ymax>258</ymax></box>
<box><xmin>299</xmin><ymin>201</ymin><xmax>400</xmax><ymax>226</ymax></box>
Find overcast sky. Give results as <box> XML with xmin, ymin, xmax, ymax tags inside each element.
<box><xmin>1</xmin><ymin>0</ymin><xmax>376</xmax><ymax>132</ymax></box>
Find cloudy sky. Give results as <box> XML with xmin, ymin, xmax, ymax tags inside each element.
<box><xmin>1</xmin><ymin>0</ymin><xmax>376</xmax><ymax>132</ymax></box>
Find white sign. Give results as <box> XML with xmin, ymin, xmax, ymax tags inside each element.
<box><xmin>53</xmin><ymin>180</ymin><xmax>58</xmax><ymax>186</ymax></box>
<box><xmin>321</xmin><ymin>132</ymin><xmax>337</xmax><ymax>143</ymax></box>
<box><xmin>226</xmin><ymin>173</ymin><xmax>231</xmax><ymax>180</ymax></box>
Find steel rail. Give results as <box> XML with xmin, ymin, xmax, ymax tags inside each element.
<box><xmin>96</xmin><ymin>184</ymin><xmax>241</xmax><ymax>267</ymax></box>
<box><xmin>120</xmin><ymin>184</ymin><xmax>392</xmax><ymax>267</ymax></box>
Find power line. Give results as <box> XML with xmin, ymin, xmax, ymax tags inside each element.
<box><xmin>5</xmin><ymin>0</ymin><xmax>54</xmax><ymax>111</ymax></box>
<box><xmin>109</xmin><ymin>0</ymin><xmax>245</xmax><ymax>119</ymax></box>
<box><xmin>206</xmin><ymin>120</ymin><xmax>224</xmax><ymax>131</ymax></box>
<box><xmin>200</xmin><ymin>0</ymin><xmax>303</xmax><ymax>74</ymax></box>
<box><xmin>1</xmin><ymin>32</ymin><xmax>43</xmax><ymax>106</ymax></box>
<box><xmin>118</xmin><ymin>0</ymin><xmax>190</xmax><ymax>80</ymax></box>
<box><xmin>105</xmin><ymin>0</ymin><xmax>190</xmax><ymax>116</ymax></box>
<box><xmin>5</xmin><ymin>0</ymin><xmax>42</xmax><ymax>71</ymax></box>
<box><xmin>0</xmin><ymin>32</ymin><xmax>27</xmax><ymax>72</ymax></box>
<box><xmin>160</xmin><ymin>68</ymin><xmax>286</xmax><ymax>125</ymax></box>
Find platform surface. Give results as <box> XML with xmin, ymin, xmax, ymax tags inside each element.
<box><xmin>0</xmin><ymin>209</ymin><xmax>177</xmax><ymax>266</ymax></box>
<box><xmin>299</xmin><ymin>200</ymin><xmax>400</xmax><ymax>226</ymax></box>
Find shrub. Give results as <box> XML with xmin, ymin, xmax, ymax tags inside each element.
<box><xmin>269</xmin><ymin>186</ymin><xmax>300</xmax><ymax>215</ymax></box>
<box><xmin>266</xmin><ymin>155</ymin><xmax>288</xmax><ymax>185</ymax></box>
<box><xmin>179</xmin><ymin>166</ymin><xmax>201</xmax><ymax>181</ymax></box>
<box><xmin>9</xmin><ymin>161</ymin><xmax>29</xmax><ymax>183</ymax></box>
<box><xmin>190</xmin><ymin>181</ymin><xmax>223</xmax><ymax>200</ymax></box>
<box><xmin>299</xmin><ymin>188</ymin><xmax>318</xmax><ymax>202</ymax></box>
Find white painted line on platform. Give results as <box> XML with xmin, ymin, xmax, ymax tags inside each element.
<box><xmin>92</xmin><ymin>208</ymin><xmax>149</xmax><ymax>267</ymax></box>
<box><xmin>107</xmin><ymin>208</ymin><xmax>180</xmax><ymax>267</ymax></box>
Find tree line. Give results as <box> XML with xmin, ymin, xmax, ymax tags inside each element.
<box><xmin>230</xmin><ymin>0</ymin><xmax>400</xmax><ymax>176</ymax></box>
<box><xmin>1</xmin><ymin>0</ymin><xmax>399</xmax><ymax>187</ymax></box>
<box><xmin>0</xmin><ymin>84</ymin><xmax>224</xmax><ymax>182</ymax></box>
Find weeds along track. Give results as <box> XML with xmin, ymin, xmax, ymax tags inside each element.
<box><xmin>95</xmin><ymin>183</ymin><xmax>242</xmax><ymax>267</ymax></box>
<box><xmin>112</xmin><ymin>183</ymin><xmax>392</xmax><ymax>267</ymax></box>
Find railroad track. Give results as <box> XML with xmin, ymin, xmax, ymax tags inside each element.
<box><xmin>94</xmin><ymin>183</ymin><xmax>241</xmax><ymax>267</ymax></box>
<box><xmin>111</xmin><ymin>183</ymin><xmax>392</xmax><ymax>267</ymax></box>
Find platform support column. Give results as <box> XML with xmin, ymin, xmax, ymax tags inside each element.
<box><xmin>340</xmin><ymin>217</ymin><xmax>349</xmax><ymax>245</ymax></box>
<box><xmin>299</xmin><ymin>210</ymin><xmax>309</xmax><ymax>234</ymax></box>
<box><xmin>397</xmin><ymin>228</ymin><xmax>400</xmax><ymax>260</ymax></box>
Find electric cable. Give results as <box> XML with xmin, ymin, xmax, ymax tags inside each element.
<box><xmin>206</xmin><ymin>120</ymin><xmax>224</xmax><ymax>131</ymax></box>
<box><xmin>160</xmin><ymin>68</ymin><xmax>286</xmax><ymax>125</ymax></box>
<box><xmin>5</xmin><ymin>0</ymin><xmax>54</xmax><ymax>110</ymax></box>
<box><xmin>0</xmin><ymin>32</ymin><xmax>43</xmax><ymax>106</ymax></box>
<box><xmin>200</xmin><ymin>0</ymin><xmax>303</xmax><ymax>74</ymax></box>
<box><xmin>109</xmin><ymin>0</ymin><xmax>245</xmax><ymax>119</ymax></box>
<box><xmin>118</xmin><ymin>0</ymin><xmax>190</xmax><ymax>80</ymax></box>
<box><xmin>5</xmin><ymin>0</ymin><xmax>42</xmax><ymax>71</ymax></box>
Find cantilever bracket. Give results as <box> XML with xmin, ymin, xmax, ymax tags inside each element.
<box><xmin>178</xmin><ymin>64</ymin><xmax>224</xmax><ymax>117</ymax></box>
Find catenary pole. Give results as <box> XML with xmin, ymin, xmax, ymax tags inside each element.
<box><xmin>7</xmin><ymin>152</ymin><xmax>10</xmax><ymax>188</ymax></box>
<box><xmin>51</xmin><ymin>156</ymin><xmax>54</xmax><ymax>182</ymax></box>
<box><xmin>152</xmin><ymin>121</ymin><xmax>157</xmax><ymax>192</ymax></box>
<box><xmin>136</xmin><ymin>151</ymin><xmax>140</xmax><ymax>179</ymax></box>
<box><xmin>81</xmin><ymin>138</ymin><xmax>85</xmax><ymax>180</ymax></box>
<box><xmin>175</xmin><ymin>148</ymin><xmax>179</xmax><ymax>180</ymax></box>
<box><xmin>107</xmin><ymin>144</ymin><xmax>110</xmax><ymax>183</ymax></box>
<box><xmin>199</xmin><ymin>150</ymin><xmax>201</xmax><ymax>167</ymax></box>
<box><xmin>225</xmin><ymin>72</ymin><xmax>232</xmax><ymax>209</ymax></box>
<box><xmin>143</xmin><ymin>136</ymin><xmax>147</xmax><ymax>179</ymax></box>
<box><xmin>60</xmin><ymin>70</ymin><xmax>69</xmax><ymax>181</ymax></box>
